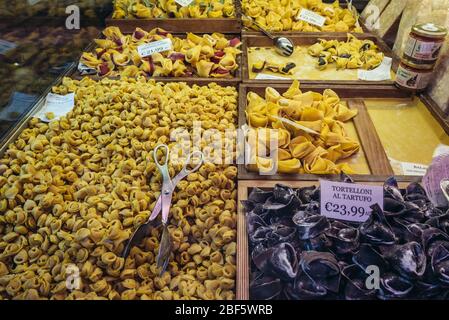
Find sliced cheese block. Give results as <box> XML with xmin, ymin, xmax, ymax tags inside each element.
<box><xmin>377</xmin><ymin>0</ymin><xmax>408</xmax><ymax>38</ymax></box>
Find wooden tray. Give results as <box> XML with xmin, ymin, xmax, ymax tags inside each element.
<box><xmin>236</xmin><ymin>179</ymin><xmax>412</xmax><ymax>300</ymax></box>
<box><xmin>242</xmin><ymin>33</ymin><xmax>399</xmax><ymax>85</ymax></box>
<box><xmin>73</xmin><ymin>33</ymin><xmax>242</xmax><ymax>85</ymax></box>
<box><xmin>0</xmin><ymin>72</ymin><xmax>239</xmax><ymax>158</ymax></box>
<box><xmin>105</xmin><ymin>0</ymin><xmax>241</xmax><ymax>34</ymax></box>
<box><xmin>237</xmin><ymin>82</ymin><xmax>424</xmax><ymax>182</ymax></box>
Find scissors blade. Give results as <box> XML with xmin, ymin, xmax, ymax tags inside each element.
<box><xmin>121</xmin><ymin>219</ymin><xmax>159</xmax><ymax>258</ymax></box>
<box><xmin>156</xmin><ymin>224</ymin><xmax>172</xmax><ymax>274</ymax></box>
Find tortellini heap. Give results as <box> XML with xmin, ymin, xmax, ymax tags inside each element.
<box><xmin>246</xmin><ymin>80</ymin><xmax>360</xmax><ymax>175</ymax></box>
<box><xmin>80</xmin><ymin>27</ymin><xmax>241</xmax><ymax>78</ymax></box>
<box><xmin>242</xmin><ymin>0</ymin><xmax>363</xmax><ymax>32</ymax></box>
<box><xmin>113</xmin><ymin>0</ymin><xmax>235</xmax><ymax>19</ymax></box>
<box><xmin>0</xmin><ymin>77</ymin><xmax>238</xmax><ymax>300</ymax></box>
<box><xmin>308</xmin><ymin>34</ymin><xmax>384</xmax><ymax>70</ymax></box>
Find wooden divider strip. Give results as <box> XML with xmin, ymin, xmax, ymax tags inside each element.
<box><xmin>236</xmin><ymin>181</ymin><xmax>249</xmax><ymax>300</ymax></box>
<box><xmin>348</xmin><ymin>99</ymin><xmax>394</xmax><ymax>175</ymax></box>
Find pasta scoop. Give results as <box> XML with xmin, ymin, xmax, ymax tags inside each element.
<box><xmin>244</xmin><ymin>15</ymin><xmax>294</xmax><ymax>57</ymax></box>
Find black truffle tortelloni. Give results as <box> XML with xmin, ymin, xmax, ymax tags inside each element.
<box><xmin>245</xmin><ymin>178</ymin><xmax>449</xmax><ymax>300</ymax></box>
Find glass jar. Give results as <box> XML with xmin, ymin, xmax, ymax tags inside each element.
<box><xmin>403</xmin><ymin>22</ymin><xmax>447</xmax><ymax>64</ymax></box>
<box><xmin>395</xmin><ymin>59</ymin><xmax>434</xmax><ymax>92</ymax></box>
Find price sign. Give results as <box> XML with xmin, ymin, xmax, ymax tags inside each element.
<box><xmin>36</xmin><ymin>93</ymin><xmax>75</xmax><ymax>122</ymax></box>
<box><xmin>320</xmin><ymin>180</ymin><xmax>384</xmax><ymax>223</ymax></box>
<box><xmin>175</xmin><ymin>0</ymin><xmax>193</xmax><ymax>6</ymax></box>
<box><xmin>77</xmin><ymin>62</ymin><xmax>96</xmax><ymax>75</ymax></box>
<box><xmin>137</xmin><ymin>38</ymin><xmax>172</xmax><ymax>58</ymax></box>
<box><xmin>297</xmin><ymin>8</ymin><xmax>326</xmax><ymax>27</ymax></box>
<box><xmin>255</xmin><ymin>73</ymin><xmax>289</xmax><ymax>80</ymax></box>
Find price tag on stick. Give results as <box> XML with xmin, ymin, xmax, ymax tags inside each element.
<box><xmin>297</xmin><ymin>8</ymin><xmax>326</xmax><ymax>27</ymax></box>
<box><xmin>175</xmin><ymin>0</ymin><xmax>193</xmax><ymax>6</ymax></box>
<box><xmin>320</xmin><ymin>180</ymin><xmax>384</xmax><ymax>223</ymax></box>
<box><xmin>138</xmin><ymin>38</ymin><xmax>172</xmax><ymax>58</ymax></box>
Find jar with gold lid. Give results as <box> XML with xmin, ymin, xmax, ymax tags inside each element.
<box><xmin>403</xmin><ymin>22</ymin><xmax>447</xmax><ymax>64</ymax></box>
<box><xmin>395</xmin><ymin>59</ymin><xmax>434</xmax><ymax>92</ymax></box>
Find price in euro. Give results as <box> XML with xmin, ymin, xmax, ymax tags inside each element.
<box><xmin>324</xmin><ymin>202</ymin><xmax>367</xmax><ymax>217</ymax></box>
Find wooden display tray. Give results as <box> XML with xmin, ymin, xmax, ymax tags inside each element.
<box><xmin>72</xmin><ymin>33</ymin><xmax>242</xmax><ymax>85</ymax></box>
<box><xmin>0</xmin><ymin>75</ymin><xmax>239</xmax><ymax>158</ymax></box>
<box><xmin>238</xmin><ymin>83</ymin><xmax>422</xmax><ymax>182</ymax></box>
<box><xmin>105</xmin><ymin>0</ymin><xmax>241</xmax><ymax>34</ymax></box>
<box><xmin>241</xmin><ymin>33</ymin><xmax>399</xmax><ymax>85</ymax></box>
<box><xmin>236</xmin><ymin>179</ymin><xmax>412</xmax><ymax>300</ymax></box>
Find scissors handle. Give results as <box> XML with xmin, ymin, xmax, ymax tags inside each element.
<box><xmin>153</xmin><ymin>144</ymin><xmax>171</xmax><ymax>183</ymax></box>
<box><xmin>172</xmin><ymin>150</ymin><xmax>205</xmax><ymax>185</ymax></box>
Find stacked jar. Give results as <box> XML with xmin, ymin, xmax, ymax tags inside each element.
<box><xmin>395</xmin><ymin>22</ymin><xmax>447</xmax><ymax>92</ymax></box>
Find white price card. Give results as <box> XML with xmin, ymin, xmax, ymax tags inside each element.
<box><xmin>0</xmin><ymin>39</ymin><xmax>17</xmax><ymax>55</ymax></box>
<box><xmin>297</xmin><ymin>8</ymin><xmax>326</xmax><ymax>27</ymax></box>
<box><xmin>175</xmin><ymin>0</ymin><xmax>193</xmax><ymax>7</ymax></box>
<box><xmin>36</xmin><ymin>93</ymin><xmax>75</xmax><ymax>122</ymax></box>
<box><xmin>320</xmin><ymin>180</ymin><xmax>384</xmax><ymax>223</ymax></box>
<box><xmin>138</xmin><ymin>38</ymin><xmax>172</xmax><ymax>58</ymax></box>
<box><xmin>358</xmin><ymin>56</ymin><xmax>392</xmax><ymax>81</ymax></box>
<box><xmin>400</xmin><ymin>161</ymin><xmax>428</xmax><ymax>176</ymax></box>
<box><xmin>77</xmin><ymin>61</ymin><xmax>97</xmax><ymax>75</ymax></box>
<box><xmin>255</xmin><ymin>73</ymin><xmax>289</xmax><ymax>80</ymax></box>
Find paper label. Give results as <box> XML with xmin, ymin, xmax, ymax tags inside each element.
<box><xmin>423</xmin><ymin>154</ymin><xmax>449</xmax><ymax>207</ymax></box>
<box><xmin>395</xmin><ymin>64</ymin><xmax>432</xmax><ymax>90</ymax></box>
<box><xmin>0</xmin><ymin>92</ymin><xmax>37</xmax><ymax>121</ymax></box>
<box><xmin>358</xmin><ymin>57</ymin><xmax>392</xmax><ymax>81</ymax></box>
<box><xmin>36</xmin><ymin>93</ymin><xmax>75</xmax><ymax>122</ymax></box>
<box><xmin>297</xmin><ymin>9</ymin><xmax>326</xmax><ymax>27</ymax></box>
<box><xmin>137</xmin><ymin>38</ymin><xmax>172</xmax><ymax>58</ymax></box>
<box><xmin>400</xmin><ymin>161</ymin><xmax>428</xmax><ymax>176</ymax></box>
<box><xmin>433</xmin><ymin>144</ymin><xmax>449</xmax><ymax>158</ymax></box>
<box><xmin>255</xmin><ymin>73</ymin><xmax>289</xmax><ymax>80</ymax></box>
<box><xmin>0</xmin><ymin>39</ymin><xmax>17</xmax><ymax>55</ymax></box>
<box><xmin>404</xmin><ymin>37</ymin><xmax>442</xmax><ymax>61</ymax></box>
<box><xmin>77</xmin><ymin>62</ymin><xmax>96</xmax><ymax>75</ymax></box>
<box><xmin>320</xmin><ymin>180</ymin><xmax>384</xmax><ymax>223</ymax></box>
<box><xmin>175</xmin><ymin>0</ymin><xmax>193</xmax><ymax>6</ymax></box>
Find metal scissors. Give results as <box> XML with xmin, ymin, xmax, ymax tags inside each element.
<box><xmin>122</xmin><ymin>144</ymin><xmax>204</xmax><ymax>274</ymax></box>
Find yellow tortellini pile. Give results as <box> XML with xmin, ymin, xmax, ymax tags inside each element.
<box><xmin>80</xmin><ymin>27</ymin><xmax>241</xmax><ymax>78</ymax></box>
<box><xmin>0</xmin><ymin>77</ymin><xmax>238</xmax><ymax>300</ymax></box>
<box><xmin>246</xmin><ymin>80</ymin><xmax>360</xmax><ymax>175</ymax></box>
<box><xmin>113</xmin><ymin>0</ymin><xmax>235</xmax><ymax>19</ymax></box>
<box><xmin>308</xmin><ymin>34</ymin><xmax>384</xmax><ymax>70</ymax></box>
<box><xmin>242</xmin><ymin>0</ymin><xmax>363</xmax><ymax>32</ymax></box>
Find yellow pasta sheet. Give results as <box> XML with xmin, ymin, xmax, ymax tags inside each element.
<box><xmin>248</xmin><ymin>46</ymin><xmax>395</xmax><ymax>80</ymax></box>
<box><xmin>366</xmin><ymin>97</ymin><xmax>449</xmax><ymax>174</ymax></box>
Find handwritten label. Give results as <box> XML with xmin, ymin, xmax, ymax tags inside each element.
<box><xmin>77</xmin><ymin>62</ymin><xmax>96</xmax><ymax>75</ymax></box>
<box><xmin>400</xmin><ymin>161</ymin><xmax>428</xmax><ymax>176</ymax></box>
<box><xmin>297</xmin><ymin>9</ymin><xmax>326</xmax><ymax>27</ymax></box>
<box><xmin>423</xmin><ymin>154</ymin><xmax>449</xmax><ymax>207</ymax></box>
<box><xmin>175</xmin><ymin>0</ymin><xmax>193</xmax><ymax>6</ymax></box>
<box><xmin>36</xmin><ymin>93</ymin><xmax>75</xmax><ymax>122</ymax></box>
<box><xmin>255</xmin><ymin>73</ymin><xmax>289</xmax><ymax>80</ymax></box>
<box><xmin>320</xmin><ymin>180</ymin><xmax>384</xmax><ymax>223</ymax></box>
<box><xmin>137</xmin><ymin>38</ymin><xmax>172</xmax><ymax>58</ymax></box>
<box><xmin>0</xmin><ymin>39</ymin><xmax>17</xmax><ymax>55</ymax></box>
<box><xmin>358</xmin><ymin>56</ymin><xmax>392</xmax><ymax>81</ymax></box>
